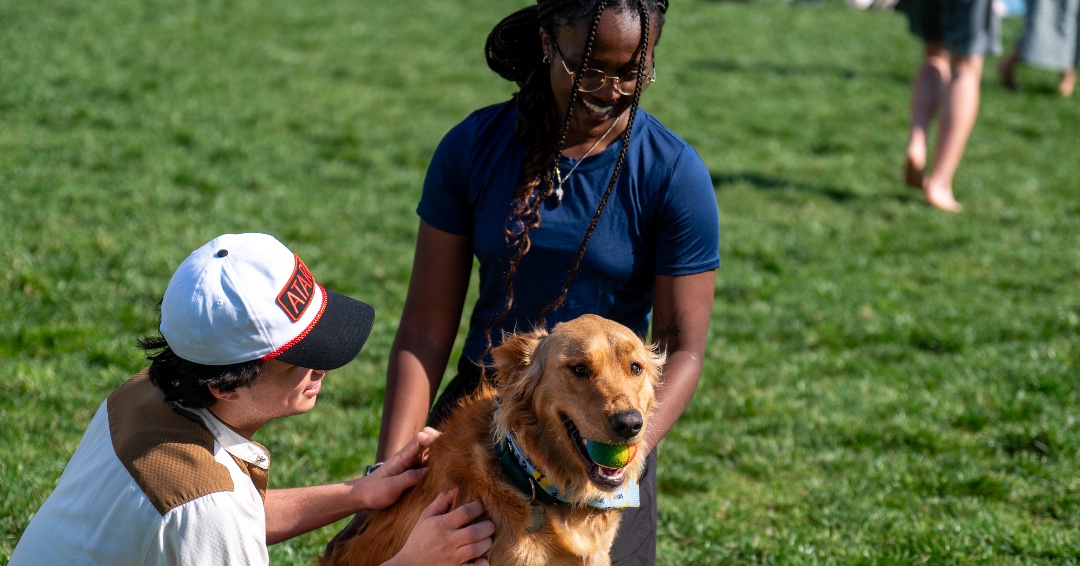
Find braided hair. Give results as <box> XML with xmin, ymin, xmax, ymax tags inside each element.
<box><xmin>480</xmin><ymin>0</ymin><xmax>668</xmax><ymax>369</ymax></box>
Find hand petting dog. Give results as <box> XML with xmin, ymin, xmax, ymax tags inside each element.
<box><xmin>387</xmin><ymin>490</ymin><xmax>494</xmax><ymax>566</ymax></box>
<box><xmin>340</xmin><ymin>428</ymin><xmax>495</xmax><ymax>566</ymax></box>
<box><xmin>352</xmin><ymin>427</ymin><xmax>438</xmax><ymax>511</ymax></box>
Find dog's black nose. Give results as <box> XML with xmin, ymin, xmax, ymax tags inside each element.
<box><xmin>610</xmin><ymin>410</ymin><xmax>643</xmax><ymax>439</ymax></box>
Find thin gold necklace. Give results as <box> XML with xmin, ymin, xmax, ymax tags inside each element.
<box><xmin>553</xmin><ymin>117</ymin><xmax>620</xmax><ymax>206</ymax></box>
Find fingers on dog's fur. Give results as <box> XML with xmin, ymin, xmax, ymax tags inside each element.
<box><xmin>449</xmin><ymin>500</ymin><xmax>486</xmax><ymax>527</ymax></box>
<box><xmin>423</xmin><ymin>490</ymin><xmax>457</xmax><ymax>519</ymax></box>
<box><xmin>456</xmin><ymin>520</ymin><xmax>496</xmax><ymax>561</ymax></box>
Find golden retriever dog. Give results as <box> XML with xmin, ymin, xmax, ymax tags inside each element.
<box><xmin>321</xmin><ymin>314</ymin><xmax>664</xmax><ymax>566</ymax></box>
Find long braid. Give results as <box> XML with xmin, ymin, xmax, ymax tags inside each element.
<box><xmin>482</xmin><ymin>2</ymin><xmax>601</xmax><ymax>350</ymax></box>
<box><xmin>538</xmin><ymin>0</ymin><xmax>652</xmax><ymax>323</ymax></box>
<box><xmin>478</xmin><ymin>0</ymin><xmax>665</xmax><ymax>373</ymax></box>
<box><xmin>546</xmin><ymin>2</ymin><xmax>604</xmax><ymax>197</ymax></box>
<box><xmin>485</xmin><ymin>5</ymin><xmax>554</xmax><ymax>216</ymax></box>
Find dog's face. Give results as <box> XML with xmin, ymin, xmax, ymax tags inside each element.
<box><xmin>492</xmin><ymin>314</ymin><xmax>664</xmax><ymax>502</ymax></box>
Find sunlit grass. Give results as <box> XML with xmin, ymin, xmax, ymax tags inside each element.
<box><xmin>2</xmin><ymin>0</ymin><xmax>1078</xmax><ymax>563</ymax></box>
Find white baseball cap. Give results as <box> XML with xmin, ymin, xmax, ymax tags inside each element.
<box><xmin>159</xmin><ymin>233</ymin><xmax>375</xmax><ymax>370</ymax></box>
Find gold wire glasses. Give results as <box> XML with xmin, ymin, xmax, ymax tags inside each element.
<box><xmin>551</xmin><ymin>40</ymin><xmax>655</xmax><ymax>96</ymax></box>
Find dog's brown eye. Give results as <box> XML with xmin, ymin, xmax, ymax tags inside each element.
<box><xmin>630</xmin><ymin>362</ymin><xmax>643</xmax><ymax>375</ymax></box>
<box><xmin>571</xmin><ymin>364</ymin><xmax>590</xmax><ymax>377</ymax></box>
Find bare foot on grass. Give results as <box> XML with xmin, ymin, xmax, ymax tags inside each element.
<box><xmin>923</xmin><ymin>181</ymin><xmax>963</xmax><ymax>213</ymax></box>
<box><xmin>903</xmin><ymin>143</ymin><xmax>926</xmax><ymax>190</ymax></box>
<box><xmin>904</xmin><ymin>157</ymin><xmax>925</xmax><ymax>189</ymax></box>
<box><xmin>1060</xmin><ymin>70</ymin><xmax>1075</xmax><ymax>97</ymax></box>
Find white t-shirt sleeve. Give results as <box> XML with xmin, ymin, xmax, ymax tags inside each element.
<box><xmin>155</xmin><ymin>490</ymin><xmax>269</xmax><ymax>566</ymax></box>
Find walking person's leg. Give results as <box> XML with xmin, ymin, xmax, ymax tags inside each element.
<box><xmin>923</xmin><ymin>54</ymin><xmax>984</xmax><ymax>213</ymax></box>
<box><xmin>997</xmin><ymin>46</ymin><xmax>1020</xmax><ymax>90</ymax></box>
<box><xmin>905</xmin><ymin>42</ymin><xmax>950</xmax><ymax>190</ymax></box>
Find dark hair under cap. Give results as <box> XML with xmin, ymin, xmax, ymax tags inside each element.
<box><xmin>138</xmin><ymin>332</ymin><xmax>262</xmax><ymax>408</ymax></box>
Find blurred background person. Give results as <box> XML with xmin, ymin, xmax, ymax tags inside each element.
<box><xmin>898</xmin><ymin>0</ymin><xmax>1002</xmax><ymax>213</ymax></box>
<box><xmin>998</xmin><ymin>0</ymin><xmax>1079</xmax><ymax>96</ymax></box>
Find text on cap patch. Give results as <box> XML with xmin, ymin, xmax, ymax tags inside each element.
<box><xmin>276</xmin><ymin>255</ymin><xmax>316</xmax><ymax>323</ymax></box>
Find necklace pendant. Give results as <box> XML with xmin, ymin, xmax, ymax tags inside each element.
<box><xmin>549</xmin><ymin>116</ymin><xmax>619</xmax><ymax>209</ymax></box>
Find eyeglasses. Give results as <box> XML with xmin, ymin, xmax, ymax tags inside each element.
<box><xmin>551</xmin><ymin>40</ymin><xmax>655</xmax><ymax>96</ymax></box>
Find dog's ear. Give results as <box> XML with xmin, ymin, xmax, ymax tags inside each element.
<box><xmin>645</xmin><ymin>340</ymin><xmax>667</xmax><ymax>388</ymax></box>
<box><xmin>490</xmin><ymin>327</ymin><xmax>547</xmax><ymax>390</ymax></box>
<box><xmin>491</xmin><ymin>327</ymin><xmax>548</xmax><ymax>439</ymax></box>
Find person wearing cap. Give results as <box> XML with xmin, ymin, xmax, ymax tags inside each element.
<box><xmin>10</xmin><ymin>233</ymin><xmax>494</xmax><ymax>566</ymax></box>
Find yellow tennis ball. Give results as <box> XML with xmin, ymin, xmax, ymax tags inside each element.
<box><xmin>586</xmin><ymin>441</ymin><xmax>638</xmax><ymax>469</ymax></box>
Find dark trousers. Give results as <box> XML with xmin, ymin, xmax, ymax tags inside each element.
<box><xmin>431</xmin><ymin>358</ymin><xmax>657</xmax><ymax>565</ymax></box>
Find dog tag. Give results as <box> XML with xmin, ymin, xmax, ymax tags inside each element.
<box><xmin>526</xmin><ymin>503</ymin><xmax>545</xmax><ymax>532</ymax></box>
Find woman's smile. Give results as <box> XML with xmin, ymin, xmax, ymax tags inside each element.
<box><xmin>581</xmin><ymin>98</ymin><xmax>617</xmax><ymax>120</ymax></box>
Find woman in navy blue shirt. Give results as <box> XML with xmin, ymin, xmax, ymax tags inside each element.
<box><xmin>374</xmin><ymin>1</ymin><xmax>719</xmax><ymax>562</ymax></box>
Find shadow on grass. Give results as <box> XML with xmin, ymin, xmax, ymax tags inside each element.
<box><xmin>712</xmin><ymin>170</ymin><xmax>859</xmax><ymax>202</ymax></box>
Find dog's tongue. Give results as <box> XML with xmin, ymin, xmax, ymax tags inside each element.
<box><xmin>586</xmin><ymin>441</ymin><xmax>638</xmax><ymax>469</ymax></box>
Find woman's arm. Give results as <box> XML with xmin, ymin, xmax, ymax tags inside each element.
<box><xmin>644</xmin><ymin>270</ymin><xmax>716</xmax><ymax>450</ymax></box>
<box><xmin>377</xmin><ymin>221</ymin><xmax>473</xmax><ymax>461</ymax></box>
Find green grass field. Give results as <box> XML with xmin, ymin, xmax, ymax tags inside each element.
<box><xmin>2</xmin><ymin>0</ymin><xmax>1078</xmax><ymax>563</ymax></box>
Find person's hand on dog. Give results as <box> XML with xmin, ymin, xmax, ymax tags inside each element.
<box><xmin>324</xmin><ymin>428</ymin><xmax>441</xmax><ymax>557</ymax></box>
<box><xmin>353</xmin><ymin>427</ymin><xmax>441</xmax><ymax>511</ymax></box>
<box><xmin>388</xmin><ymin>489</ymin><xmax>494</xmax><ymax>566</ymax></box>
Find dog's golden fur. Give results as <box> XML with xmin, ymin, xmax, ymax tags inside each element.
<box><xmin>321</xmin><ymin>314</ymin><xmax>663</xmax><ymax>566</ymax></box>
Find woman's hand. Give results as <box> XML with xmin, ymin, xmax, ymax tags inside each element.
<box><xmin>386</xmin><ymin>490</ymin><xmax>494</xmax><ymax>566</ymax></box>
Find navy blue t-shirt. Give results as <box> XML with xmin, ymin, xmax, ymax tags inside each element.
<box><xmin>419</xmin><ymin>100</ymin><xmax>719</xmax><ymax>363</ymax></box>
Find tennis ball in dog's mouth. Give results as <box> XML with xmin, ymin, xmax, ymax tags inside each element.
<box><xmin>586</xmin><ymin>441</ymin><xmax>638</xmax><ymax>469</ymax></box>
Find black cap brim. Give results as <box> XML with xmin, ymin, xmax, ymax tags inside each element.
<box><xmin>274</xmin><ymin>290</ymin><xmax>375</xmax><ymax>371</ymax></box>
